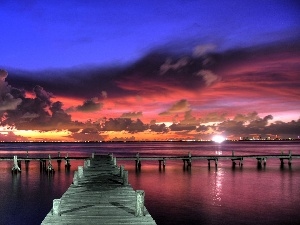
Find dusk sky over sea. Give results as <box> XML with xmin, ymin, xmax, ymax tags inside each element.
<box><xmin>0</xmin><ymin>0</ymin><xmax>300</xmax><ymax>141</ymax></box>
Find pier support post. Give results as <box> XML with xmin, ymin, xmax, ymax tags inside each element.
<box><xmin>12</xmin><ymin>155</ymin><xmax>21</xmax><ymax>172</ymax></box>
<box><xmin>123</xmin><ymin>171</ymin><xmax>128</xmax><ymax>185</ymax></box>
<box><xmin>18</xmin><ymin>159</ymin><xmax>22</xmax><ymax>170</ymax></box>
<box><xmin>113</xmin><ymin>157</ymin><xmax>117</xmax><ymax>166</ymax></box>
<box><xmin>25</xmin><ymin>151</ymin><xmax>30</xmax><ymax>170</ymax></box>
<box><xmin>159</xmin><ymin>158</ymin><xmax>166</xmax><ymax>170</ymax></box>
<box><xmin>288</xmin><ymin>151</ymin><xmax>292</xmax><ymax>166</ymax></box>
<box><xmin>42</xmin><ymin>160</ymin><xmax>47</xmax><ymax>171</ymax></box>
<box><xmin>78</xmin><ymin>166</ymin><xmax>83</xmax><ymax>178</ymax></box>
<box><xmin>232</xmin><ymin>160</ymin><xmax>236</xmax><ymax>167</ymax></box>
<box><xmin>25</xmin><ymin>159</ymin><xmax>30</xmax><ymax>170</ymax></box>
<box><xmin>239</xmin><ymin>158</ymin><xmax>243</xmax><ymax>166</ymax></box>
<box><xmin>288</xmin><ymin>158</ymin><xmax>292</xmax><ymax>166</ymax></box>
<box><xmin>84</xmin><ymin>159</ymin><xmax>90</xmax><ymax>168</ymax></box>
<box><xmin>109</xmin><ymin>153</ymin><xmax>114</xmax><ymax>161</ymax></box>
<box><xmin>120</xmin><ymin>165</ymin><xmax>124</xmax><ymax>177</ymax></box>
<box><xmin>92</xmin><ymin>153</ymin><xmax>95</xmax><ymax>159</ymax></box>
<box><xmin>57</xmin><ymin>159</ymin><xmax>61</xmax><ymax>169</ymax></box>
<box><xmin>47</xmin><ymin>154</ymin><xmax>54</xmax><ymax>173</ymax></box>
<box><xmin>40</xmin><ymin>160</ymin><xmax>43</xmax><ymax>171</ymax></box>
<box><xmin>135</xmin><ymin>190</ymin><xmax>145</xmax><ymax>217</ymax></box>
<box><xmin>57</xmin><ymin>151</ymin><xmax>62</xmax><ymax>170</ymax></box>
<box><xmin>215</xmin><ymin>158</ymin><xmax>218</xmax><ymax>167</ymax></box>
<box><xmin>188</xmin><ymin>152</ymin><xmax>192</xmax><ymax>168</ymax></box>
<box><xmin>73</xmin><ymin>171</ymin><xmax>78</xmax><ymax>186</ymax></box>
<box><xmin>256</xmin><ymin>158</ymin><xmax>263</xmax><ymax>168</ymax></box>
<box><xmin>65</xmin><ymin>156</ymin><xmax>71</xmax><ymax>170</ymax></box>
<box><xmin>52</xmin><ymin>199</ymin><xmax>61</xmax><ymax>216</ymax></box>
<box><xmin>135</xmin><ymin>153</ymin><xmax>141</xmax><ymax>170</ymax></box>
<box><xmin>280</xmin><ymin>158</ymin><xmax>284</xmax><ymax>166</ymax></box>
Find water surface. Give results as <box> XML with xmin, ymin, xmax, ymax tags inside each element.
<box><xmin>0</xmin><ymin>141</ymin><xmax>299</xmax><ymax>225</ymax></box>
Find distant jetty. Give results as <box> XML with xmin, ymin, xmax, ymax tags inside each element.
<box><xmin>2</xmin><ymin>150</ymin><xmax>300</xmax><ymax>173</ymax></box>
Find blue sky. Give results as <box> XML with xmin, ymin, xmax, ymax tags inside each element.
<box><xmin>1</xmin><ymin>0</ymin><xmax>299</xmax><ymax>70</ymax></box>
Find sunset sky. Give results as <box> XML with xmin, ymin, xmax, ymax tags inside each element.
<box><xmin>1</xmin><ymin>1</ymin><xmax>300</xmax><ymax>141</ymax></box>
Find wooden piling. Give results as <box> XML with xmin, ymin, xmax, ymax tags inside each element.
<box><xmin>239</xmin><ymin>158</ymin><xmax>243</xmax><ymax>166</ymax></box>
<box><xmin>135</xmin><ymin>190</ymin><xmax>145</xmax><ymax>217</ymax></box>
<box><xmin>12</xmin><ymin>155</ymin><xmax>21</xmax><ymax>172</ymax></box>
<box><xmin>123</xmin><ymin>170</ymin><xmax>129</xmax><ymax>185</ymax></box>
<box><xmin>25</xmin><ymin>159</ymin><xmax>30</xmax><ymax>170</ymax></box>
<box><xmin>78</xmin><ymin>166</ymin><xmax>83</xmax><ymax>178</ymax></box>
<box><xmin>52</xmin><ymin>199</ymin><xmax>61</xmax><ymax>216</ymax></box>
<box><xmin>84</xmin><ymin>159</ymin><xmax>90</xmax><ymax>168</ymax></box>
<box><xmin>18</xmin><ymin>160</ymin><xmax>22</xmax><ymax>170</ymax></box>
<box><xmin>135</xmin><ymin>152</ymin><xmax>141</xmax><ymax>170</ymax></box>
<box><xmin>120</xmin><ymin>165</ymin><xmax>124</xmax><ymax>177</ymax></box>
<box><xmin>73</xmin><ymin>171</ymin><xmax>78</xmax><ymax>186</ymax></box>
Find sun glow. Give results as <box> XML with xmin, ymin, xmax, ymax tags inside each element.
<box><xmin>212</xmin><ymin>135</ymin><xmax>226</xmax><ymax>143</ymax></box>
<box><xmin>14</xmin><ymin>130</ymin><xmax>72</xmax><ymax>141</ymax></box>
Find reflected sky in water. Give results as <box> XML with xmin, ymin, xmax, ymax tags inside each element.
<box><xmin>0</xmin><ymin>142</ymin><xmax>300</xmax><ymax>224</ymax></box>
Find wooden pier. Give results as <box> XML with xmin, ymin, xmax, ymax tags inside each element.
<box><xmin>41</xmin><ymin>154</ymin><xmax>156</xmax><ymax>225</ymax></box>
<box><xmin>2</xmin><ymin>150</ymin><xmax>300</xmax><ymax>172</ymax></box>
<box><xmin>117</xmin><ymin>151</ymin><xmax>300</xmax><ymax>170</ymax></box>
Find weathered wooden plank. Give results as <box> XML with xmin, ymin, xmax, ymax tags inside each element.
<box><xmin>41</xmin><ymin>155</ymin><xmax>156</xmax><ymax>225</ymax></box>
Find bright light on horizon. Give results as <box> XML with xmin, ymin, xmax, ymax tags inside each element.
<box><xmin>212</xmin><ymin>135</ymin><xmax>226</xmax><ymax>143</ymax></box>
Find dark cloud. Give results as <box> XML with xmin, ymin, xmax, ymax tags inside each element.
<box><xmin>233</xmin><ymin>112</ymin><xmax>260</xmax><ymax>122</ymax></box>
<box><xmin>71</xmin><ymin>98</ymin><xmax>103</xmax><ymax>112</ymax></box>
<box><xmin>33</xmin><ymin>85</ymin><xmax>53</xmax><ymax>106</ymax></box>
<box><xmin>126</xmin><ymin>119</ymin><xmax>148</xmax><ymax>133</ymax></box>
<box><xmin>6</xmin><ymin>49</ymin><xmax>217</xmax><ymax>100</ymax></box>
<box><xmin>0</xmin><ymin>69</ymin><xmax>8</xmax><ymax>80</ymax></box>
<box><xmin>196</xmin><ymin>125</ymin><xmax>209</xmax><ymax>132</ymax></box>
<box><xmin>100</xmin><ymin>118</ymin><xmax>148</xmax><ymax>133</ymax></box>
<box><xmin>159</xmin><ymin>99</ymin><xmax>190</xmax><ymax>116</ymax></box>
<box><xmin>0</xmin><ymin>70</ymin><xmax>22</xmax><ymax>112</ymax></box>
<box><xmin>200</xmin><ymin>112</ymin><xmax>227</xmax><ymax>123</ymax></box>
<box><xmin>6</xmin><ymin>67</ymin><xmax>125</xmax><ymax>99</ymax></box>
<box><xmin>120</xmin><ymin>111</ymin><xmax>142</xmax><ymax>119</ymax></box>
<box><xmin>217</xmin><ymin>114</ymin><xmax>300</xmax><ymax>139</ymax></box>
<box><xmin>0</xmin><ymin>73</ymin><xmax>83</xmax><ymax>131</ymax></box>
<box><xmin>181</xmin><ymin>110</ymin><xmax>200</xmax><ymax>126</ymax></box>
<box><xmin>169</xmin><ymin>123</ymin><xmax>196</xmax><ymax>131</ymax></box>
<box><xmin>266</xmin><ymin>119</ymin><xmax>300</xmax><ymax>137</ymax></box>
<box><xmin>149</xmin><ymin>123</ymin><xmax>169</xmax><ymax>133</ymax></box>
<box><xmin>6</xmin><ymin>39</ymin><xmax>300</xmax><ymax>106</ymax></box>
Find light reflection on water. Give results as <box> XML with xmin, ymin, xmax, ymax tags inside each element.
<box><xmin>0</xmin><ymin>142</ymin><xmax>300</xmax><ymax>225</ymax></box>
<box><xmin>210</xmin><ymin>168</ymin><xmax>224</xmax><ymax>207</ymax></box>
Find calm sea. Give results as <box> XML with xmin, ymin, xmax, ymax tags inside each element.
<box><xmin>0</xmin><ymin>141</ymin><xmax>300</xmax><ymax>225</ymax></box>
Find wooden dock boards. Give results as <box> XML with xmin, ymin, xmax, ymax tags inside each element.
<box><xmin>42</xmin><ymin>155</ymin><xmax>157</xmax><ymax>225</ymax></box>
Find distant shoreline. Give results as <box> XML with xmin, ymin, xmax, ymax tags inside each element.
<box><xmin>0</xmin><ymin>139</ymin><xmax>300</xmax><ymax>144</ymax></box>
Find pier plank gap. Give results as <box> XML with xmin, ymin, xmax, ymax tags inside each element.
<box><xmin>42</xmin><ymin>154</ymin><xmax>156</xmax><ymax>225</ymax></box>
